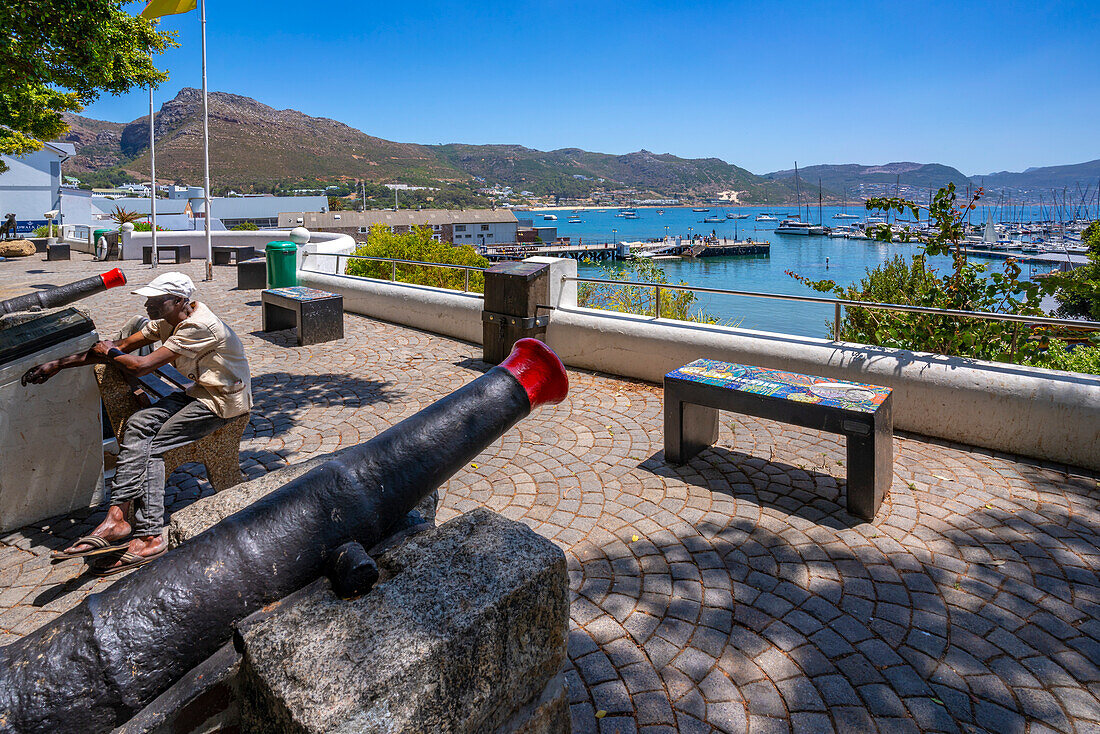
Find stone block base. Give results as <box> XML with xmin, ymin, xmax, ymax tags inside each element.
<box><xmin>236</xmin><ymin>507</ymin><xmax>569</xmax><ymax>734</ymax></box>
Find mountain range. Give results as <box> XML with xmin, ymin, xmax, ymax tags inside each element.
<box><xmin>764</xmin><ymin>161</ymin><xmax>1100</xmax><ymax>203</ymax></box>
<box><xmin>58</xmin><ymin>88</ymin><xmax>1098</xmax><ymax>204</ymax></box>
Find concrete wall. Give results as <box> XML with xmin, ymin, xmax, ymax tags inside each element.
<box><xmin>299</xmin><ymin>269</ymin><xmax>483</xmax><ymax>345</ymax></box>
<box><xmin>298</xmin><ymin>255</ymin><xmax>1100</xmax><ymax>471</ymax></box>
<box><xmin>120</xmin><ymin>229</ymin><xmax>355</xmax><ymax>263</ymax></box>
<box><xmin>544</xmin><ymin>305</ymin><xmax>1100</xmax><ymax>471</ymax></box>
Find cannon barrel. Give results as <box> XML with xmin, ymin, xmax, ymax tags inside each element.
<box><xmin>0</xmin><ymin>268</ymin><xmax>127</xmax><ymax>315</ymax></box>
<box><xmin>0</xmin><ymin>338</ymin><xmax>568</xmax><ymax>734</ymax></box>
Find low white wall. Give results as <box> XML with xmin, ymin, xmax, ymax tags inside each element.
<box><xmin>119</xmin><ymin>229</ymin><xmax>355</xmax><ymax>262</ymax></box>
<box><xmin>298</xmin><ymin>269</ymin><xmax>483</xmax><ymax>344</ymax></box>
<box><xmin>544</xmin><ymin>306</ymin><xmax>1100</xmax><ymax>471</ymax></box>
<box><xmin>297</xmin><ymin>256</ymin><xmax>1100</xmax><ymax>471</ymax></box>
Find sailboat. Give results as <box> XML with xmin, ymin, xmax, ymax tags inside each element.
<box><xmin>834</xmin><ymin>187</ymin><xmax>859</xmax><ymax>219</ymax></box>
<box><xmin>777</xmin><ymin>162</ymin><xmax>822</xmax><ymax>234</ymax></box>
<box><xmin>972</xmin><ymin>219</ymin><xmax>997</xmax><ymax>250</ymax></box>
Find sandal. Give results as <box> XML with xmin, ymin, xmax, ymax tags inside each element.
<box><xmin>51</xmin><ymin>535</ymin><xmax>131</xmax><ymax>561</ymax></box>
<box><xmin>89</xmin><ymin>548</ymin><xmax>167</xmax><ymax>577</ymax></box>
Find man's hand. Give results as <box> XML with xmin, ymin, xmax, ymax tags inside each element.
<box><xmin>91</xmin><ymin>340</ymin><xmax>115</xmax><ymax>359</ymax></box>
<box><xmin>21</xmin><ymin>361</ymin><xmax>60</xmax><ymax>386</ymax></box>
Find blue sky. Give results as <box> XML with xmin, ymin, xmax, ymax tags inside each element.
<box><xmin>84</xmin><ymin>0</ymin><xmax>1100</xmax><ymax>176</ymax></box>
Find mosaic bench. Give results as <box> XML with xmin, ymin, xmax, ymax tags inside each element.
<box><xmin>664</xmin><ymin>359</ymin><xmax>893</xmax><ymax>520</ymax></box>
<box><xmin>261</xmin><ymin>286</ymin><xmax>344</xmax><ymax>347</ymax></box>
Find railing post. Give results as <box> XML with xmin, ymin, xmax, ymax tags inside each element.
<box><xmin>465</xmin><ymin>267</ymin><xmax>470</xmax><ymax>293</ymax></box>
<box><xmin>655</xmin><ymin>285</ymin><xmax>662</xmax><ymax>318</ymax></box>
<box><xmin>834</xmin><ymin>302</ymin><xmax>842</xmax><ymax>341</ymax></box>
<box><xmin>392</xmin><ymin>260</ymin><xmax>397</xmax><ymax>282</ymax></box>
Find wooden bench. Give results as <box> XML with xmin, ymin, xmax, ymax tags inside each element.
<box><xmin>212</xmin><ymin>244</ymin><xmax>255</xmax><ymax>266</ymax></box>
<box><xmin>664</xmin><ymin>360</ymin><xmax>893</xmax><ymax>520</ymax></box>
<box><xmin>261</xmin><ymin>286</ymin><xmax>343</xmax><ymax>346</ymax></box>
<box><xmin>95</xmin><ymin>362</ymin><xmax>249</xmax><ymax>492</ymax></box>
<box><xmin>143</xmin><ymin>244</ymin><xmax>191</xmax><ymax>264</ymax></box>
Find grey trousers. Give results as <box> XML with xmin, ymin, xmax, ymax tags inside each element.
<box><xmin>111</xmin><ymin>392</ymin><xmax>229</xmax><ymax>535</ymax></box>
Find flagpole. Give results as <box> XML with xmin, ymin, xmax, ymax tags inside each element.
<box><xmin>200</xmin><ymin>0</ymin><xmax>212</xmax><ymax>280</ymax></box>
<box><xmin>149</xmin><ymin>86</ymin><xmax>158</xmax><ymax>268</ymax></box>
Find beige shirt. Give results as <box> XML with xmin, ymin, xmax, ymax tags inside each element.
<box><xmin>141</xmin><ymin>302</ymin><xmax>252</xmax><ymax>419</ymax></box>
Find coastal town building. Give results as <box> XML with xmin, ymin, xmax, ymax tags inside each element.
<box><xmin>0</xmin><ymin>142</ymin><xmax>76</xmax><ymax>234</ymax></box>
<box><xmin>279</xmin><ymin>209</ymin><xmax>519</xmax><ymax>245</ymax></box>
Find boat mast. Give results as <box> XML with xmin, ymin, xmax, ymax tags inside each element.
<box><xmin>818</xmin><ymin>178</ymin><xmax>823</xmax><ymax>225</ymax></box>
<box><xmin>794</xmin><ymin>162</ymin><xmax>802</xmax><ymax>220</ymax></box>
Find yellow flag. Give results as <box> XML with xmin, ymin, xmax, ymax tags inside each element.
<box><xmin>140</xmin><ymin>0</ymin><xmax>197</xmax><ymax>19</ymax></box>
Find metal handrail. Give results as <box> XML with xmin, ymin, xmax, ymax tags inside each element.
<box><xmin>303</xmin><ymin>251</ymin><xmax>486</xmax><ymax>293</ymax></box>
<box><xmin>564</xmin><ymin>275</ymin><xmax>1100</xmax><ymax>341</ymax></box>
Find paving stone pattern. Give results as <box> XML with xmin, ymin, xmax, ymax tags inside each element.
<box><xmin>2</xmin><ymin>255</ymin><xmax>1099</xmax><ymax>733</ymax></box>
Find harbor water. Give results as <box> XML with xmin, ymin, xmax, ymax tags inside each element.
<box><xmin>527</xmin><ymin>206</ymin><xmax>1063</xmax><ymax>339</ymax></box>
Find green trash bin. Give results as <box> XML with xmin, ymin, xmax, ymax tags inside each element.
<box><xmin>93</xmin><ymin>228</ymin><xmax>115</xmax><ymax>259</ymax></box>
<box><xmin>265</xmin><ymin>240</ymin><xmax>298</xmax><ymax>288</ymax></box>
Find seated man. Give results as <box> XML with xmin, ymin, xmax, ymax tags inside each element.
<box><xmin>21</xmin><ymin>272</ymin><xmax>252</xmax><ymax>574</ymax></box>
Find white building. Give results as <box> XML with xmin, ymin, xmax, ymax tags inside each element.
<box><xmin>279</xmin><ymin>209</ymin><xmax>519</xmax><ymax>246</ymax></box>
<box><xmin>0</xmin><ymin>142</ymin><xmax>76</xmax><ymax>234</ymax></box>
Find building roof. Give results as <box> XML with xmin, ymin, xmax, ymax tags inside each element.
<box><xmin>278</xmin><ymin>209</ymin><xmax>518</xmax><ymax>229</ymax></box>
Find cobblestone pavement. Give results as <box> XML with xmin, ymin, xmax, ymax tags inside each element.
<box><xmin>2</xmin><ymin>254</ymin><xmax>1099</xmax><ymax>733</ymax></box>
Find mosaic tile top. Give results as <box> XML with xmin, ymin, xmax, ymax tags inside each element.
<box><xmin>667</xmin><ymin>359</ymin><xmax>891</xmax><ymax>414</ymax></box>
<box><xmin>264</xmin><ymin>286</ymin><xmax>340</xmax><ymax>301</ymax></box>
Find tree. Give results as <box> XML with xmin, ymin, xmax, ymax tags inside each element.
<box><xmin>0</xmin><ymin>0</ymin><xmax>176</xmax><ymax>172</ymax></box>
<box><xmin>346</xmin><ymin>225</ymin><xmax>490</xmax><ymax>292</ymax></box>
<box><xmin>786</xmin><ymin>184</ymin><xmax>1097</xmax><ymax>367</ymax></box>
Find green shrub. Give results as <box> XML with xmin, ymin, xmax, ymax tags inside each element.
<box><xmin>132</xmin><ymin>222</ymin><xmax>167</xmax><ymax>231</ymax></box>
<box><xmin>230</xmin><ymin>222</ymin><xmax>259</xmax><ymax>231</ymax></box>
<box><xmin>787</xmin><ymin>184</ymin><xmax>1077</xmax><ymax>366</ymax></box>
<box><xmin>345</xmin><ymin>225</ymin><xmax>489</xmax><ymax>292</ymax></box>
<box><xmin>32</xmin><ymin>224</ymin><xmax>52</xmax><ymax>237</ymax></box>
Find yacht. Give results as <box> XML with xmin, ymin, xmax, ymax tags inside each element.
<box><xmin>755</xmin><ymin>214</ymin><xmax>777</xmax><ymax>222</ymax></box>
<box><xmin>568</xmin><ymin>217</ymin><xmax>582</xmax><ymax>224</ymax></box>
<box><xmin>543</xmin><ymin>214</ymin><xmax>557</xmax><ymax>221</ymax></box>
<box><xmin>728</xmin><ymin>213</ymin><xmax>749</xmax><ymax>219</ymax></box>
<box><xmin>775</xmin><ymin>220</ymin><xmax>824</xmax><ymax>235</ymax></box>
<box><xmin>833</xmin><ymin>213</ymin><xmax>860</xmax><ymax>219</ymax></box>
<box><xmin>703</xmin><ymin>214</ymin><xmax>725</xmax><ymax>223</ymax></box>
<box><xmin>692</xmin><ymin>208</ymin><xmax>709</xmax><ymax>212</ymax></box>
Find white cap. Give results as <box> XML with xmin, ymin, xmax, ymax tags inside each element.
<box><xmin>131</xmin><ymin>272</ymin><xmax>196</xmax><ymax>299</ymax></box>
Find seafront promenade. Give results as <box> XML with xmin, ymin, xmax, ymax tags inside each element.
<box><xmin>1</xmin><ymin>254</ymin><xmax>1099</xmax><ymax>733</ymax></box>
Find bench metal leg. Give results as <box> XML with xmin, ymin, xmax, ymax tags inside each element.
<box><xmin>664</xmin><ymin>397</ymin><xmax>719</xmax><ymax>464</ymax></box>
<box><xmin>844</xmin><ymin>415</ymin><xmax>892</xmax><ymax>521</ymax></box>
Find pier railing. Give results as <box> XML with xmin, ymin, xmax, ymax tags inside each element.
<box><xmin>304</xmin><ymin>252</ymin><xmax>486</xmax><ymax>293</ymax></box>
<box><xmin>562</xmin><ymin>275</ymin><xmax>1100</xmax><ymax>342</ymax></box>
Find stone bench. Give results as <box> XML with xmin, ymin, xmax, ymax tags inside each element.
<box><xmin>664</xmin><ymin>359</ymin><xmax>893</xmax><ymax>520</ymax></box>
<box><xmin>237</xmin><ymin>257</ymin><xmax>266</xmax><ymax>290</ymax></box>
<box><xmin>261</xmin><ymin>286</ymin><xmax>343</xmax><ymax>346</ymax></box>
<box><xmin>212</xmin><ymin>244</ymin><xmax>255</xmax><ymax>266</ymax></box>
<box><xmin>142</xmin><ymin>244</ymin><xmax>191</xmax><ymax>264</ymax></box>
<box><xmin>46</xmin><ymin>242</ymin><xmax>70</xmax><ymax>261</ymax></box>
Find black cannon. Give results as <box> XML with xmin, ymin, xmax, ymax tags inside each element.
<box><xmin>0</xmin><ymin>268</ymin><xmax>127</xmax><ymax>315</ymax></box>
<box><xmin>0</xmin><ymin>338</ymin><xmax>569</xmax><ymax>734</ymax></box>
